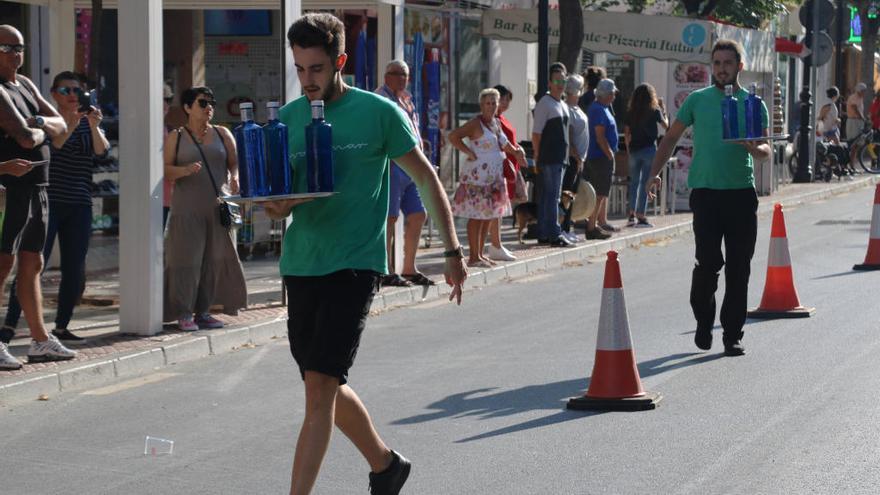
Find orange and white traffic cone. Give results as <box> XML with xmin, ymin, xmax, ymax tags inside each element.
<box><xmin>748</xmin><ymin>203</ymin><xmax>815</xmax><ymax>319</ymax></box>
<box><xmin>854</xmin><ymin>184</ymin><xmax>880</xmax><ymax>271</ymax></box>
<box><xmin>568</xmin><ymin>251</ymin><xmax>661</xmax><ymax>412</ymax></box>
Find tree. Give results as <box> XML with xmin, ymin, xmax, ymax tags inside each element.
<box><xmin>582</xmin><ymin>0</ymin><xmax>798</xmax><ymax>29</ymax></box>
<box><xmin>557</xmin><ymin>0</ymin><xmax>585</xmax><ymax>74</ymax></box>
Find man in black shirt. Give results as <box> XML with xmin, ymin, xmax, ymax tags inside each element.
<box><xmin>0</xmin><ymin>25</ymin><xmax>75</xmax><ymax>369</ymax></box>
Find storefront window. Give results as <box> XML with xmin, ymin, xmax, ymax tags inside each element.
<box><xmin>455</xmin><ymin>17</ymin><xmax>488</xmax><ymax>122</ymax></box>
<box><xmin>606</xmin><ymin>54</ymin><xmax>635</xmax><ymax>130</ymax></box>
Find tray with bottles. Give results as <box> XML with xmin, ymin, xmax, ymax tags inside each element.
<box><xmin>721</xmin><ymin>134</ymin><xmax>790</xmax><ymax>143</ymax></box>
<box><xmin>223</xmin><ymin>191</ymin><xmax>337</xmax><ymax>204</ymax></box>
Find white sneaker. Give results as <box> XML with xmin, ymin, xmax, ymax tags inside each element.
<box><xmin>0</xmin><ymin>342</ymin><xmax>22</xmax><ymax>370</ymax></box>
<box><xmin>27</xmin><ymin>335</ymin><xmax>76</xmax><ymax>363</ymax></box>
<box><xmin>562</xmin><ymin>231</ymin><xmax>581</xmax><ymax>243</ymax></box>
<box><xmin>486</xmin><ymin>245</ymin><xmax>517</xmax><ymax>261</ymax></box>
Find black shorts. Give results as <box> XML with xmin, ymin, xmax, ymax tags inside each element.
<box><xmin>1</xmin><ymin>185</ymin><xmax>48</xmax><ymax>255</ymax></box>
<box><xmin>585</xmin><ymin>156</ymin><xmax>614</xmax><ymax>196</ymax></box>
<box><xmin>285</xmin><ymin>269</ymin><xmax>381</xmax><ymax>385</ymax></box>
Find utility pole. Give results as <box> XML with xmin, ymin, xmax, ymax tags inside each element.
<box><xmin>536</xmin><ymin>0</ymin><xmax>548</xmax><ymax>102</ymax></box>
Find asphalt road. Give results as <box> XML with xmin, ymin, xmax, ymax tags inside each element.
<box><xmin>3</xmin><ymin>186</ymin><xmax>879</xmax><ymax>495</ymax></box>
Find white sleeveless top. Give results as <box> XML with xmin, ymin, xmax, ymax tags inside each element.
<box><xmin>460</xmin><ymin>120</ymin><xmax>509</xmax><ymax>185</ymax></box>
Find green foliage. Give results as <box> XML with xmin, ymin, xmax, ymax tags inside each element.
<box><xmin>582</xmin><ymin>0</ymin><xmax>803</xmax><ymax>28</ymax></box>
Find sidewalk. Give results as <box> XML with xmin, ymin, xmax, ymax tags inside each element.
<box><xmin>1</xmin><ymin>176</ymin><xmax>877</xmax><ymax>406</ymax></box>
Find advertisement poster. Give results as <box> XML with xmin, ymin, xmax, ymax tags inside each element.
<box><xmin>667</xmin><ymin>62</ymin><xmax>710</xmax><ymax>211</ymax></box>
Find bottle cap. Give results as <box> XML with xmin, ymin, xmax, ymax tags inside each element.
<box><xmin>724</xmin><ymin>84</ymin><xmax>733</xmax><ymax>95</ymax></box>
<box><xmin>239</xmin><ymin>102</ymin><xmax>253</xmax><ymax>110</ymax></box>
<box><xmin>311</xmin><ymin>100</ymin><xmax>324</xmax><ymax>108</ymax></box>
<box><xmin>267</xmin><ymin>101</ymin><xmax>280</xmax><ymax>108</ymax></box>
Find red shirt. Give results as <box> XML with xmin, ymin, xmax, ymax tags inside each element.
<box><xmin>870</xmin><ymin>98</ymin><xmax>880</xmax><ymax>130</ymax></box>
<box><xmin>497</xmin><ymin>113</ymin><xmax>520</xmax><ymax>200</ymax></box>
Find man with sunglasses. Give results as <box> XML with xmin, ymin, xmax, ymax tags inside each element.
<box><xmin>531</xmin><ymin>61</ymin><xmax>574</xmax><ymax>248</ymax></box>
<box><xmin>0</xmin><ymin>25</ymin><xmax>77</xmax><ymax>369</ymax></box>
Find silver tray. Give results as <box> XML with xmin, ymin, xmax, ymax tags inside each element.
<box><xmin>223</xmin><ymin>192</ymin><xmax>337</xmax><ymax>204</ymax></box>
<box><xmin>722</xmin><ymin>135</ymin><xmax>790</xmax><ymax>143</ymax></box>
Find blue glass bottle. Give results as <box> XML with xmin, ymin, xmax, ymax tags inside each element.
<box><xmin>744</xmin><ymin>83</ymin><xmax>763</xmax><ymax>139</ymax></box>
<box><xmin>263</xmin><ymin>101</ymin><xmax>291</xmax><ymax>196</ymax></box>
<box><xmin>721</xmin><ymin>84</ymin><xmax>739</xmax><ymax>140</ymax></box>
<box><xmin>232</xmin><ymin>102</ymin><xmax>268</xmax><ymax>197</ymax></box>
<box><xmin>305</xmin><ymin>100</ymin><xmax>334</xmax><ymax>193</ymax></box>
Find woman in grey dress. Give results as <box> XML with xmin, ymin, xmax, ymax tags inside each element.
<box><xmin>162</xmin><ymin>87</ymin><xmax>247</xmax><ymax>331</ymax></box>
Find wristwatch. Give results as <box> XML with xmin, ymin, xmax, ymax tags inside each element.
<box><xmin>33</xmin><ymin>116</ymin><xmax>45</xmax><ymax>128</ymax></box>
<box><xmin>443</xmin><ymin>246</ymin><xmax>464</xmax><ymax>259</ymax></box>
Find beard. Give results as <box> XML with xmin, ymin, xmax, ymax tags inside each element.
<box><xmin>713</xmin><ymin>70</ymin><xmax>739</xmax><ymax>89</ymax></box>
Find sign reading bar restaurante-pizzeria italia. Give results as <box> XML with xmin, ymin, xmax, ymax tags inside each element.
<box><xmin>481</xmin><ymin>9</ymin><xmax>714</xmax><ymax>64</ymax></box>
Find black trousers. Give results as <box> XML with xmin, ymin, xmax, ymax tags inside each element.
<box><xmin>689</xmin><ymin>188</ymin><xmax>758</xmax><ymax>343</ymax></box>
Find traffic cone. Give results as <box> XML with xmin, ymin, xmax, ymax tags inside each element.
<box><xmin>567</xmin><ymin>251</ymin><xmax>661</xmax><ymax>412</ymax></box>
<box><xmin>853</xmin><ymin>184</ymin><xmax>880</xmax><ymax>271</ymax></box>
<box><xmin>748</xmin><ymin>203</ymin><xmax>815</xmax><ymax>319</ymax></box>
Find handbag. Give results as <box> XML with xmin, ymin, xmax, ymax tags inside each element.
<box><xmin>508</xmin><ymin>161</ymin><xmax>528</xmax><ymax>202</ymax></box>
<box><xmin>178</xmin><ymin>127</ymin><xmax>242</xmax><ymax>229</ymax></box>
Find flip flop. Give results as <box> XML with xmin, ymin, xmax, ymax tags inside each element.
<box><xmin>402</xmin><ymin>272</ymin><xmax>436</xmax><ymax>286</ymax></box>
<box><xmin>382</xmin><ymin>274</ymin><xmax>413</xmax><ymax>287</ymax></box>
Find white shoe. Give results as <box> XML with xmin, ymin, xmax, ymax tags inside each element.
<box><xmin>0</xmin><ymin>342</ymin><xmax>22</xmax><ymax>370</ymax></box>
<box><xmin>562</xmin><ymin>231</ymin><xmax>581</xmax><ymax>243</ymax></box>
<box><xmin>27</xmin><ymin>335</ymin><xmax>76</xmax><ymax>363</ymax></box>
<box><xmin>486</xmin><ymin>245</ymin><xmax>517</xmax><ymax>261</ymax></box>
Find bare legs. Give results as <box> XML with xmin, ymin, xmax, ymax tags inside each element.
<box><xmin>0</xmin><ymin>251</ymin><xmax>49</xmax><ymax>341</ymax></box>
<box><xmin>465</xmin><ymin>219</ymin><xmax>494</xmax><ymax>266</ymax></box>
<box><xmin>588</xmin><ymin>196</ymin><xmax>608</xmax><ymax>232</ymax></box>
<box><xmin>290</xmin><ymin>372</ymin><xmax>392</xmax><ymax>495</ymax></box>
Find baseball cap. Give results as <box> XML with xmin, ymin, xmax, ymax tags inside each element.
<box><xmin>856</xmin><ymin>82</ymin><xmax>868</xmax><ymax>92</ymax></box>
<box><xmin>595</xmin><ymin>78</ymin><xmax>618</xmax><ymax>97</ymax></box>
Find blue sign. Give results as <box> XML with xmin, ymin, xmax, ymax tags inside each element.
<box><xmin>682</xmin><ymin>24</ymin><xmax>706</xmax><ymax>48</ymax></box>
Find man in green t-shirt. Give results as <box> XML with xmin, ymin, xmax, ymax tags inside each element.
<box><xmin>648</xmin><ymin>39</ymin><xmax>770</xmax><ymax>357</ymax></box>
<box><xmin>262</xmin><ymin>13</ymin><xmax>467</xmax><ymax>495</ymax></box>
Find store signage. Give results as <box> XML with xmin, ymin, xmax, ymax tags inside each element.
<box><xmin>481</xmin><ymin>9</ymin><xmax>713</xmax><ymax>64</ymax></box>
<box><xmin>218</xmin><ymin>42</ymin><xmax>249</xmax><ymax>56</ymax></box>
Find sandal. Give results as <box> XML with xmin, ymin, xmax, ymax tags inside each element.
<box><xmin>402</xmin><ymin>272</ymin><xmax>436</xmax><ymax>286</ymax></box>
<box><xmin>381</xmin><ymin>273</ymin><xmax>413</xmax><ymax>287</ymax></box>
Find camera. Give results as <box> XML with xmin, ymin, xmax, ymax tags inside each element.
<box><xmin>78</xmin><ymin>90</ymin><xmax>93</xmax><ymax>113</ymax></box>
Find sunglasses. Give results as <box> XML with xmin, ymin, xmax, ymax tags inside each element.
<box><xmin>196</xmin><ymin>99</ymin><xmax>216</xmax><ymax>109</ymax></box>
<box><xmin>551</xmin><ymin>79</ymin><xmax>566</xmax><ymax>85</ymax></box>
<box><xmin>387</xmin><ymin>71</ymin><xmax>408</xmax><ymax>77</ymax></box>
<box><xmin>0</xmin><ymin>44</ymin><xmax>25</xmax><ymax>54</ymax></box>
<box><xmin>56</xmin><ymin>86</ymin><xmax>83</xmax><ymax>96</ymax></box>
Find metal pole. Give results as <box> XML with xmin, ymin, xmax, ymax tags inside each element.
<box><xmin>795</xmin><ymin>0</ymin><xmax>822</xmax><ymax>183</ymax></box>
<box><xmin>536</xmin><ymin>0</ymin><xmax>548</xmax><ymax>102</ymax></box>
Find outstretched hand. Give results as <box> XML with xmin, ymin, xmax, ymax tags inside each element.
<box><xmin>262</xmin><ymin>197</ymin><xmax>315</xmax><ymax>220</ymax></box>
<box><xmin>445</xmin><ymin>258</ymin><xmax>467</xmax><ymax>305</ymax></box>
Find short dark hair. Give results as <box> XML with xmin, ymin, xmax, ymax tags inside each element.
<box><xmin>51</xmin><ymin>71</ymin><xmax>82</xmax><ymax>91</ymax></box>
<box><xmin>287</xmin><ymin>13</ymin><xmax>346</xmax><ymax>61</ymax></box>
<box><xmin>583</xmin><ymin>66</ymin><xmax>606</xmax><ymax>90</ymax></box>
<box><xmin>494</xmin><ymin>84</ymin><xmax>512</xmax><ymax>99</ymax></box>
<box><xmin>549</xmin><ymin>62</ymin><xmax>567</xmax><ymax>78</ymax></box>
<box><xmin>826</xmin><ymin>86</ymin><xmax>839</xmax><ymax>99</ymax></box>
<box><xmin>181</xmin><ymin>86</ymin><xmax>214</xmax><ymax>115</ymax></box>
<box><xmin>712</xmin><ymin>39</ymin><xmax>744</xmax><ymax>65</ymax></box>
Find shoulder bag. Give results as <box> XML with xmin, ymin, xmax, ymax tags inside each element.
<box><xmin>177</xmin><ymin>127</ymin><xmax>242</xmax><ymax>229</ymax></box>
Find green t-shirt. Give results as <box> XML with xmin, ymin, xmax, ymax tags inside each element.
<box><xmin>277</xmin><ymin>87</ymin><xmax>418</xmax><ymax>276</ymax></box>
<box><xmin>676</xmin><ymin>85</ymin><xmax>770</xmax><ymax>190</ymax></box>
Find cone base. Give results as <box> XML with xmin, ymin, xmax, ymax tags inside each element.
<box><xmin>853</xmin><ymin>263</ymin><xmax>880</xmax><ymax>271</ymax></box>
<box><xmin>567</xmin><ymin>391</ymin><xmax>662</xmax><ymax>412</ymax></box>
<box><xmin>747</xmin><ymin>306</ymin><xmax>815</xmax><ymax>319</ymax></box>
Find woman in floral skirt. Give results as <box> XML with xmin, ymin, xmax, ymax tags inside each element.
<box><xmin>449</xmin><ymin>88</ymin><xmax>525</xmax><ymax>267</ymax></box>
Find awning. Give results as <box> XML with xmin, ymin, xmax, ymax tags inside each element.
<box><xmin>65</xmin><ymin>0</ymin><xmax>402</xmax><ymax>9</ymax></box>
<box><xmin>481</xmin><ymin>9</ymin><xmax>713</xmax><ymax>64</ymax></box>
<box><xmin>713</xmin><ymin>23</ymin><xmax>774</xmax><ymax>73</ymax></box>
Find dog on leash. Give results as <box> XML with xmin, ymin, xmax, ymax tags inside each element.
<box><xmin>511</xmin><ymin>190</ymin><xmax>575</xmax><ymax>243</ymax></box>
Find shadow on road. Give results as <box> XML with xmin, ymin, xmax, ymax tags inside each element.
<box><xmin>811</xmin><ymin>270</ymin><xmax>864</xmax><ymax>280</ymax></box>
<box><xmin>394</xmin><ymin>352</ymin><xmax>723</xmax><ymax>443</ymax></box>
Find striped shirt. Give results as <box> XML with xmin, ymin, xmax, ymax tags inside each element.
<box><xmin>48</xmin><ymin>118</ymin><xmax>104</xmax><ymax>206</ymax></box>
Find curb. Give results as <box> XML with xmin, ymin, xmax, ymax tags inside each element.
<box><xmin>1</xmin><ymin>177</ymin><xmax>876</xmax><ymax>407</ymax></box>
<box><xmin>0</xmin><ymin>321</ymin><xmax>290</xmax><ymax>407</ymax></box>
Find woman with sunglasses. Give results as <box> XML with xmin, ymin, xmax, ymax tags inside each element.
<box><xmin>1</xmin><ymin>71</ymin><xmax>109</xmax><ymax>344</ymax></box>
<box><xmin>162</xmin><ymin>86</ymin><xmax>246</xmax><ymax>332</ymax></box>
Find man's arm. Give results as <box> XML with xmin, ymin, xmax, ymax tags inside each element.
<box><xmin>19</xmin><ymin>76</ymin><xmax>65</xmax><ymax>138</ymax></box>
<box><xmin>594</xmin><ymin>124</ymin><xmax>613</xmax><ymax>160</ymax></box>
<box><xmin>0</xmin><ymin>87</ymin><xmax>44</xmax><ymax>149</ymax></box>
<box><xmin>530</xmin><ymin>132</ymin><xmax>541</xmax><ymax>165</ymax></box>
<box><xmin>647</xmin><ymin>120</ymin><xmax>687</xmax><ymax>195</ymax></box>
<box><xmin>393</xmin><ymin>146</ymin><xmax>467</xmax><ymax>304</ymax></box>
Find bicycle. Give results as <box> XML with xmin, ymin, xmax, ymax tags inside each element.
<box><xmin>853</xmin><ymin>122</ymin><xmax>880</xmax><ymax>174</ymax></box>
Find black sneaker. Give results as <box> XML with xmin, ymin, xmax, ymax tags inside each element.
<box><xmin>369</xmin><ymin>450</ymin><xmax>411</xmax><ymax>495</ymax></box>
<box><xmin>723</xmin><ymin>341</ymin><xmax>746</xmax><ymax>356</ymax></box>
<box><xmin>52</xmin><ymin>329</ymin><xmax>86</xmax><ymax>343</ymax></box>
<box><xmin>694</xmin><ymin>326</ymin><xmax>712</xmax><ymax>350</ymax></box>
<box><xmin>585</xmin><ymin>228</ymin><xmax>611</xmax><ymax>240</ymax></box>
<box><xmin>0</xmin><ymin>325</ymin><xmax>15</xmax><ymax>344</ymax></box>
